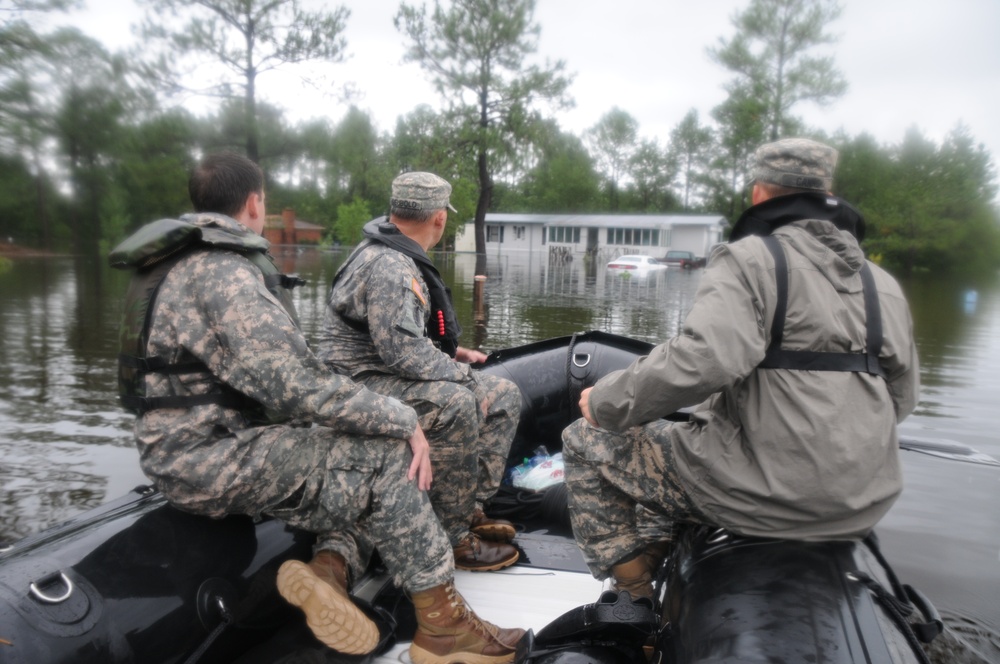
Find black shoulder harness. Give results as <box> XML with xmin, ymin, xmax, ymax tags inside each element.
<box><xmin>759</xmin><ymin>235</ymin><xmax>886</xmax><ymax>378</ymax></box>
<box><xmin>331</xmin><ymin>219</ymin><xmax>462</xmax><ymax>357</ymax></box>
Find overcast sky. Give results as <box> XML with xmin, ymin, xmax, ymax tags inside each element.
<box><xmin>50</xmin><ymin>0</ymin><xmax>1000</xmax><ymax>172</ymax></box>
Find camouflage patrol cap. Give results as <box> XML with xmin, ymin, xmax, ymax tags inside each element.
<box><xmin>390</xmin><ymin>172</ymin><xmax>458</xmax><ymax>214</ymax></box>
<box><xmin>751</xmin><ymin>138</ymin><xmax>838</xmax><ymax>192</ymax></box>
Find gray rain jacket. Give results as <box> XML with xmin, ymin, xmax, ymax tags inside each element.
<box><xmin>588</xmin><ymin>215</ymin><xmax>919</xmax><ymax>540</ymax></box>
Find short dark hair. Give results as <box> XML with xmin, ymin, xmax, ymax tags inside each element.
<box><xmin>188</xmin><ymin>152</ymin><xmax>264</xmax><ymax>217</ymax></box>
<box><xmin>390</xmin><ymin>207</ymin><xmax>438</xmax><ymax>223</ymax></box>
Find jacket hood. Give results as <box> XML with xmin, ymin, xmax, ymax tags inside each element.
<box><xmin>729</xmin><ymin>192</ymin><xmax>866</xmax><ymax>243</ymax></box>
<box><xmin>730</xmin><ymin>192</ymin><xmax>867</xmax><ymax>278</ymax></box>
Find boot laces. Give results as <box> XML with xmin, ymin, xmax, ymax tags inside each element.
<box><xmin>460</xmin><ymin>533</ymin><xmax>483</xmax><ymax>561</ymax></box>
<box><xmin>447</xmin><ymin>584</ymin><xmax>502</xmax><ymax>641</ymax></box>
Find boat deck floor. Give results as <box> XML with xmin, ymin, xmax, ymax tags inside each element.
<box><xmin>373</xmin><ymin>566</ymin><xmax>603</xmax><ymax>663</ymax></box>
<box><xmin>372</xmin><ymin>530</ymin><xmax>604</xmax><ymax>663</ymax></box>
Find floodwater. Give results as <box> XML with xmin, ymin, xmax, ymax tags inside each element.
<box><xmin>1</xmin><ymin>248</ymin><xmax>998</xmax><ymax>662</ymax></box>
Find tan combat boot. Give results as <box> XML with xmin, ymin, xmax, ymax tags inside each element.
<box><xmin>277</xmin><ymin>551</ymin><xmax>379</xmax><ymax>655</ymax></box>
<box><xmin>471</xmin><ymin>507</ymin><xmax>516</xmax><ymax>543</ymax></box>
<box><xmin>409</xmin><ymin>581</ymin><xmax>525</xmax><ymax>664</ymax></box>
<box><xmin>611</xmin><ymin>553</ymin><xmax>654</xmax><ymax>601</ymax></box>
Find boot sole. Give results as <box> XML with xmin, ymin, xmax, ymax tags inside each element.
<box><xmin>471</xmin><ymin>524</ymin><xmax>516</xmax><ymax>543</ymax></box>
<box><xmin>409</xmin><ymin>643</ymin><xmax>516</xmax><ymax>664</ymax></box>
<box><xmin>276</xmin><ymin>560</ymin><xmax>379</xmax><ymax>655</ymax></box>
<box><xmin>454</xmin><ymin>549</ymin><xmax>519</xmax><ymax>572</ymax></box>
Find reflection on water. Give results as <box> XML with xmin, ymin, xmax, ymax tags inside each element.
<box><xmin>1</xmin><ymin>249</ymin><xmax>998</xmax><ymax>661</ymax></box>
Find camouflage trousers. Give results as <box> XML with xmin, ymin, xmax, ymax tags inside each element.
<box><xmin>562</xmin><ymin>418</ymin><xmax>709</xmax><ymax>580</ymax></box>
<box><xmin>222</xmin><ymin>424</ymin><xmax>453</xmax><ymax>593</ymax></box>
<box><xmin>359</xmin><ymin>372</ymin><xmax>521</xmax><ymax>544</ymax></box>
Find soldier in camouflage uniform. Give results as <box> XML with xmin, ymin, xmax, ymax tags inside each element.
<box><xmin>563</xmin><ymin>138</ymin><xmax>920</xmax><ymax>601</ymax></box>
<box><xmin>316</xmin><ymin>172</ymin><xmax>522</xmax><ymax>573</ymax></box>
<box><xmin>110</xmin><ymin>153</ymin><xmax>525</xmax><ymax>664</ymax></box>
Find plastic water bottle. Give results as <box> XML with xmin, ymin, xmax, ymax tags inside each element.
<box><xmin>506</xmin><ymin>459</ymin><xmax>534</xmax><ymax>485</ymax></box>
<box><xmin>528</xmin><ymin>446</ymin><xmax>551</xmax><ymax>467</ymax></box>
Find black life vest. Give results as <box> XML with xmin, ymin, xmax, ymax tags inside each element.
<box><xmin>730</xmin><ymin>194</ymin><xmax>885</xmax><ymax>378</ymax></box>
<box><xmin>109</xmin><ymin>216</ymin><xmax>305</xmax><ymax>415</ymax></box>
<box><xmin>330</xmin><ymin>218</ymin><xmax>462</xmax><ymax>357</ymax></box>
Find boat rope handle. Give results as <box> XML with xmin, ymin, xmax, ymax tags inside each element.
<box><xmin>29</xmin><ymin>572</ymin><xmax>74</xmax><ymax>604</ymax></box>
<box><xmin>181</xmin><ymin>595</ymin><xmax>233</xmax><ymax>664</ymax></box>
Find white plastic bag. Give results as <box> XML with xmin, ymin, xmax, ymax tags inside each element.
<box><xmin>512</xmin><ymin>453</ymin><xmax>565</xmax><ymax>491</ymax></box>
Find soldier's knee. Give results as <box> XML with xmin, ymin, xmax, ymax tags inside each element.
<box><xmin>495</xmin><ymin>378</ymin><xmax>523</xmax><ymax>417</ymax></box>
<box><xmin>440</xmin><ymin>384</ymin><xmax>478</xmax><ymax>421</ymax></box>
<box><xmin>561</xmin><ymin>418</ymin><xmax>591</xmax><ymax>457</ymax></box>
<box><xmin>380</xmin><ymin>438</ymin><xmax>414</xmax><ymax>475</ymax></box>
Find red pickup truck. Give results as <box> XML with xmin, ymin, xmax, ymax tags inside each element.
<box><xmin>661</xmin><ymin>250</ymin><xmax>707</xmax><ymax>269</ymax></box>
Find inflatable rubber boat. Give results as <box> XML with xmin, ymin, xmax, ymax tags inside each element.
<box><xmin>0</xmin><ymin>331</ymin><xmax>948</xmax><ymax>663</ymax></box>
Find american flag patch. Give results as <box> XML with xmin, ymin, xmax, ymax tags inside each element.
<box><xmin>410</xmin><ymin>276</ymin><xmax>427</xmax><ymax>305</ymax></box>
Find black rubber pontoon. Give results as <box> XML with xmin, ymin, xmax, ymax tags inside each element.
<box><xmin>0</xmin><ymin>331</ymin><xmax>944</xmax><ymax>664</ymax></box>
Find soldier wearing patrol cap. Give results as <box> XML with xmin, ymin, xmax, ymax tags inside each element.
<box><xmin>561</xmin><ymin>137</ymin><xmax>919</xmax><ymax>602</ymax></box>
<box><xmin>750</xmin><ymin>137</ymin><xmax>838</xmax><ymax>192</ymax></box>
<box><xmin>111</xmin><ymin>155</ymin><xmax>526</xmax><ymax>664</ymax></box>
<box><xmin>390</xmin><ymin>171</ymin><xmax>460</xmax><ymax>214</ymax></box>
<box><xmin>317</xmin><ymin>172</ymin><xmax>524</xmax><ymax>576</ymax></box>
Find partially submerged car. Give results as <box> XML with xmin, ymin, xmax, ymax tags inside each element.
<box><xmin>661</xmin><ymin>250</ymin><xmax>706</xmax><ymax>269</ymax></box>
<box><xmin>606</xmin><ymin>254</ymin><xmax>666</xmax><ymax>274</ymax></box>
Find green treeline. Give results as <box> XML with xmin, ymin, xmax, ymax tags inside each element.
<box><xmin>1</xmin><ymin>0</ymin><xmax>998</xmax><ymax>276</ymax></box>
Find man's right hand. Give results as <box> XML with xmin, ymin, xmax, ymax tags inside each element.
<box><xmin>407</xmin><ymin>425</ymin><xmax>433</xmax><ymax>491</ymax></box>
<box><xmin>580</xmin><ymin>387</ymin><xmax>599</xmax><ymax>427</ymax></box>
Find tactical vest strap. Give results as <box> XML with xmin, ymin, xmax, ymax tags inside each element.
<box><xmin>121</xmin><ymin>391</ymin><xmax>251</xmax><ymax>415</ymax></box>
<box><xmin>118</xmin><ymin>353</ymin><xmax>207</xmax><ymax>374</ymax></box>
<box><xmin>115</xmin><ymin>226</ymin><xmax>303</xmax><ymax>416</ymax></box>
<box><xmin>759</xmin><ymin>235</ymin><xmax>886</xmax><ymax>378</ymax></box>
<box><xmin>264</xmin><ymin>273</ymin><xmax>306</xmax><ymax>291</ymax></box>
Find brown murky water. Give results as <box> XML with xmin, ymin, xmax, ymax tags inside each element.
<box><xmin>1</xmin><ymin>249</ymin><xmax>998</xmax><ymax>661</ymax></box>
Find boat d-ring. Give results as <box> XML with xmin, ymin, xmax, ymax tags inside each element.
<box><xmin>572</xmin><ymin>352</ymin><xmax>591</xmax><ymax>368</ymax></box>
<box><xmin>29</xmin><ymin>572</ymin><xmax>74</xmax><ymax>604</ymax></box>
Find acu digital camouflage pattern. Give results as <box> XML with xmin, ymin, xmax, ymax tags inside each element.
<box><xmin>317</xmin><ymin>242</ymin><xmax>521</xmax><ymax>544</ymax></box>
<box><xmin>360</xmin><ymin>371</ymin><xmax>520</xmax><ymax>544</ymax></box>
<box><xmin>562</xmin><ymin>418</ymin><xmax>708</xmax><ymax>580</ymax></box>
<box><xmin>317</xmin><ymin>244</ymin><xmax>471</xmax><ymax>382</ymax></box>
<box><xmin>751</xmin><ymin>138</ymin><xmax>839</xmax><ymax>192</ymax></box>
<box><xmin>126</xmin><ymin>212</ymin><xmax>452</xmax><ymax>591</ymax></box>
<box><xmin>390</xmin><ymin>171</ymin><xmax>458</xmax><ymax>213</ymax></box>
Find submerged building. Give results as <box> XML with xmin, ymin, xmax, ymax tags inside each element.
<box><xmin>453</xmin><ymin>213</ymin><xmax>727</xmax><ymax>262</ymax></box>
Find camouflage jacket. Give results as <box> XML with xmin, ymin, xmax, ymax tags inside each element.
<box><xmin>119</xmin><ymin>213</ymin><xmax>418</xmax><ymax>513</ymax></box>
<box><xmin>316</xmin><ymin>240</ymin><xmax>475</xmax><ymax>387</ymax></box>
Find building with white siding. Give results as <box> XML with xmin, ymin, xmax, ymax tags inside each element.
<box><xmin>454</xmin><ymin>213</ymin><xmax>727</xmax><ymax>262</ymax></box>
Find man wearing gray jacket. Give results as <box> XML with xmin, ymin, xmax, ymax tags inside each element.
<box><xmin>562</xmin><ymin>138</ymin><xmax>920</xmax><ymax>600</ymax></box>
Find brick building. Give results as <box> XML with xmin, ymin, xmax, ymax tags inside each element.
<box><xmin>263</xmin><ymin>208</ymin><xmax>325</xmax><ymax>245</ymax></box>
